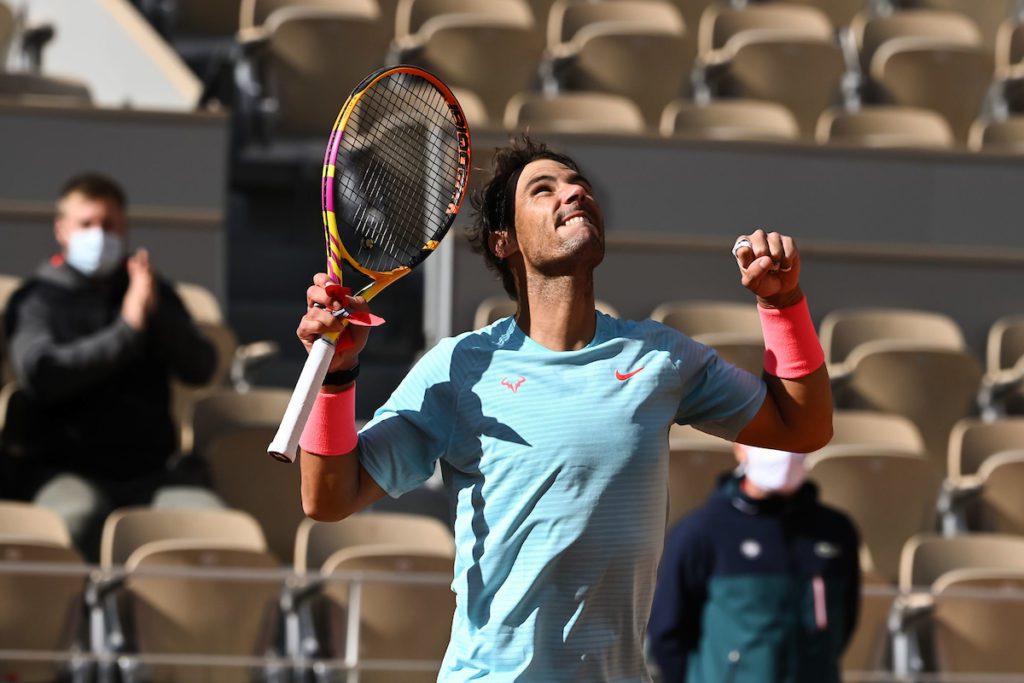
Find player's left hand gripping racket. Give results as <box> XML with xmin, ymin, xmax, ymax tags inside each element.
<box><xmin>268</xmin><ymin>65</ymin><xmax>471</xmax><ymax>462</ymax></box>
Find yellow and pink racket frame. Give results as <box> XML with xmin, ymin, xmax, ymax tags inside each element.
<box><xmin>319</xmin><ymin>65</ymin><xmax>471</xmax><ymax>344</ymax></box>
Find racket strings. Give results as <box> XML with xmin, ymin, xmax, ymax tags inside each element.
<box><xmin>332</xmin><ymin>72</ymin><xmax>463</xmax><ymax>273</ymax></box>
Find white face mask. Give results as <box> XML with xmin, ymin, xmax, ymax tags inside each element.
<box><xmin>65</xmin><ymin>226</ymin><xmax>124</xmax><ymax>276</ymax></box>
<box><xmin>742</xmin><ymin>446</ymin><xmax>808</xmax><ymax>494</ymax></box>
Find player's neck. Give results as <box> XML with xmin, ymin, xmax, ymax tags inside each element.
<box><xmin>516</xmin><ymin>275</ymin><xmax>597</xmax><ymax>352</ymax></box>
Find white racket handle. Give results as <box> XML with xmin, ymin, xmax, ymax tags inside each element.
<box><xmin>268</xmin><ymin>336</ymin><xmax>336</xmax><ymax>463</ymax></box>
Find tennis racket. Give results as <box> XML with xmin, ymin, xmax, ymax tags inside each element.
<box><xmin>268</xmin><ymin>65</ymin><xmax>471</xmax><ymax>462</ymax></box>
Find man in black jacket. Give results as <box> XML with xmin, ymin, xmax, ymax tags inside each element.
<box><xmin>648</xmin><ymin>444</ymin><xmax>860</xmax><ymax>683</ymax></box>
<box><xmin>2</xmin><ymin>173</ymin><xmax>218</xmax><ymax>558</ymax></box>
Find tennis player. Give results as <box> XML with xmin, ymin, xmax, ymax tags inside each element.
<box><xmin>296</xmin><ymin>136</ymin><xmax>832</xmax><ymax>681</ymax></box>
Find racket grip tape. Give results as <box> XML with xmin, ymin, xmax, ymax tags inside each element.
<box><xmin>268</xmin><ymin>337</ymin><xmax>336</xmax><ymax>462</ymax></box>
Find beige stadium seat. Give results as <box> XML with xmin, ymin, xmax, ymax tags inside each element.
<box><xmin>660</xmin><ymin>98</ymin><xmax>800</xmax><ymax>141</ymax></box>
<box><xmin>473</xmin><ymin>295</ymin><xmax>620</xmax><ymax>329</ymax></box>
<box><xmin>900</xmin><ymin>533</ymin><xmax>1024</xmax><ymax>591</ymax></box>
<box><xmin>840</xmin><ymin>341</ymin><xmax>982</xmax><ymax>472</ymax></box>
<box><xmin>854</xmin><ymin>9</ymin><xmax>982</xmax><ymax>75</ymax></box>
<box><xmin>0</xmin><ymin>542</ymin><xmax>88</xmax><ymax>683</ymax></box>
<box><xmin>871</xmin><ymin>38</ymin><xmax>994</xmax><ymax>144</ymax></box>
<box><xmin>0</xmin><ymin>274</ymin><xmax>20</xmax><ymax>384</ymax></box>
<box><xmin>947</xmin><ymin>417</ymin><xmax>1024</xmax><ymax>481</ymax></box>
<box><xmin>690</xmin><ymin>332</ymin><xmax>763</xmax><ymax>376</ymax></box>
<box><xmin>205</xmin><ymin>427</ymin><xmax>303</xmax><ymax>564</ymax></box>
<box><xmin>697</xmin><ymin>3</ymin><xmax>844</xmax><ymax>136</ymax></box>
<box><xmin>817</xmin><ymin>105</ymin><xmax>955</xmax><ymax>148</ymax></box>
<box><xmin>257</xmin><ymin>5</ymin><xmax>388</xmax><ymax>137</ymax></box>
<box><xmin>985</xmin><ymin>312</ymin><xmax>1024</xmax><ymax>376</ymax></box>
<box><xmin>0</xmin><ymin>2</ymin><xmax>13</xmax><ymax>64</ymax></box>
<box><xmin>189</xmin><ymin>387</ymin><xmax>291</xmax><ymax>461</ymax></box>
<box><xmin>505</xmin><ymin>91</ymin><xmax>646</xmax><ymax>134</ymax></box>
<box><xmin>0</xmin><ymin>72</ymin><xmax>93</xmax><ymax>106</ymax></box>
<box><xmin>819</xmin><ymin>307</ymin><xmax>965</xmax><ymax>375</ymax></box>
<box><xmin>768</xmin><ymin>0</ymin><xmax>866</xmax><ymax>30</ymax></box>
<box><xmin>392</xmin><ymin>0</ymin><xmax>544</xmax><ymax>122</ymax></box>
<box><xmin>932</xmin><ymin>568</ymin><xmax>1024</xmax><ymax>676</ymax></box>
<box><xmin>542</xmin><ymin>0</ymin><xmax>690</xmax><ymax>127</ymax></box>
<box><xmin>650</xmin><ymin>300</ymin><xmax>761</xmax><ymax>338</ymax></box>
<box><xmin>808</xmin><ymin>451</ymin><xmax>941</xmax><ymax>584</ymax></box>
<box><xmin>0</xmin><ymin>500</ymin><xmax>72</xmax><ymax>546</ymax></box>
<box><xmin>449</xmin><ymin>86</ymin><xmax>489</xmax><ymax>129</ymax></box>
<box><xmin>101</xmin><ymin>507</ymin><xmax>267</xmax><ymax>568</ymax></box>
<box><xmin>171</xmin><ymin>322</ymin><xmax>239</xmax><ymax>454</ymax></box>
<box><xmin>122</xmin><ymin>540</ymin><xmax>281</xmax><ymax>683</ymax></box>
<box><xmin>995</xmin><ymin>18</ymin><xmax>1023</xmax><ymax>82</ymax></box>
<box><xmin>667</xmin><ymin>442</ymin><xmax>736</xmax><ymax>525</ymax></box>
<box><xmin>173</xmin><ymin>282</ymin><xmax>223</xmax><ymax>324</ymax></box>
<box><xmin>295</xmin><ymin>511</ymin><xmax>454</xmax><ymax>572</ymax></box>
<box><xmin>319</xmin><ymin>546</ymin><xmax>455</xmax><ymax>683</ymax></box>
<box><xmin>975</xmin><ymin>452</ymin><xmax>1024</xmax><ymax>534</ymax></box>
<box><xmin>240</xmin><ymin>0</ymin><xmax>373</xmax><ymax>30</ymax></box>
<box><xmin>916</xmin><ymin>0</ymin><xmax>1016</xmax><ymax>50</ymax></box>
<box><xmin>970</xmin><ymin>116</ymin><xmax>1024</xmax><ymax>153</ymax></box>
<box><xmin>825</xmin><ymin>409</ymin><xmax>926</xmax><ymax>456</ymax></box>
<box><xmin>977</xmin><ymin>312</ymin><xmax>1024</xmax><ymax>418</ymax></box>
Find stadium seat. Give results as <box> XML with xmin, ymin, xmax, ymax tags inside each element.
<box><xmin>915</xmin><ymin>0</ymin><xmax>1017</xmax><ymax>50</ymax></box>
<box><xmin>120</xmin><ymin>540</ymin><xmax>282</xmax><ymax>683</ymax></box>
<box><xmin>391</xmin><ymin>0</ymin><xmax>543</xmax><ymax>122</ymax></box>
<box><xmin>975</xmin><ymin>452</ymin><xmax>1024</xmax><ymax>534</ymax></box>
<box><xmin>696</xmin><ymin>3</ymin><xmax>845</xmax><ymax>136</ymax></box>
<box><xmin>204</xmin><ymin>427</ymin><xmax>303</xmax><ymax>564</ymax></box>
<box><xmin>0</xmin><ymin>72</ymin><xmax>92</xmax><ymax>105</ymax></box>
<box><xmin>315</xmin><ymin>546</ymin><xmax>456</xmax><ymax>683</ymax></box>
<box><xmin>808</xmin><ymin>451</ymin><xmax>941</xmax><ymax>584</ymax></box>
<box><xmin>854</xmin><ymin>9</ymin><xmax>982</xmax><ymax>76</ymax></box>
<box><xmin>690</xmin><ymin>332</ymin><xmax>764</xmax><ymax>376</ymax></box>
<box><xmin>650</xmin><ymin>300</ymin><xmax>761</xmax><ymax>338</ymax></box>
<box><xmin>0</xmin><ymin>273</ymin><xmax>21</xmax><ymax>383</ymax></box>
<box><xmin>240</xmin><ymin>0</ymin><xmax>368</xmax><ymax>30</ymax></box>
<box><xmin>817</xmin><ymin>105</ymin><xmax>955</xmax><ymax>148</ymax></box>
<box><xmin>0</xmin><ymin>541</ymin><xmax>89</xmax><ymax>683</ymax></box>
<box><xmin>932</xmin><ymin>568</ymin><xmax>1024</xmax><ymax>676</ymax></box>
<box><xmin>294</xmin><ymin>511</ymin><xmax>454</xmax><ymax>572</ymax></box>
<box><xmin>977</xmin><ymin>312</ymin><xmax>1024</xmax><ymax>419</ymax></box>
<box><xmin>842</xmin><ymin>567</ymin><xmax>894</xmax><ymax>677</ymax></box>
<box><xmin>542</xmin><ymin>0</ymin><xmax>690</xmax><ymax>128</ymax></box>
<box><xmin>761</xmin><ymin>0</ymin><xmax>866</xmax><ymax>31</ymax></box>
<box><xmin>996</xmin><ymin>17</ymin><xmax>1024</xmax><ymax>77</ymax></box>
<box><xmin>819</xmin><ymin>307</ymin><xmax>966</xmax><ymax>377</ymax></box>
<box><xmin>188</xmin><ymin>387</ymin><xmax>291</xmax><ymax>461</ymax></box>
<box><xmin>0</xmin><ymin>500</ymin><xmax>72</xmax><ymax>546</ymax></box>
<box><xmin>970</xmin><ymin>115</ymin><xmax>1024</xmax><ymax>152</ymax></box>
<box><xmin>660</xmin><ymin>98</ymin><xmax>801</xmax><ymax>142</ymax></box>
<box><xmin>667</xmin><ymin>442</ymin><xmax>736</xmax><ymax>525</ymax></box>
<box><xmin>242</xmin><ymin>5</ymin><xmax>388</xmax><ymax>138</ymax></box>
<box><xmin>0</xmin><ymin>2</ymin><xmax>13</xmax><ymax>66</ymax></box>
<box><xmin>473</xmin><ymin>295</ymin><xmax>620</xmax><ymax>330</ymax></box>
<box><xmin>947</xmin><ymin>417</ymin><xmax>1024</xmax><ymax>482</ymax></box>
<box><xmin>839</xmin><ymin>341</ymin><xmax>982</xmax><ymax>472</ymax></box>
<box><xmin>170</xmin><ymin>324</ymin><xmax>239</xmax><ymax>454</ymax></box>
<box><xmin>871</xmin><ymin>38</ymin><xmax>995</xmax><ymax>143</ymax></box>
<box><xmin>504</xmin><ymin>91</ymin><xmax>647</xmax><ymax>134</ymax></box>
<box><xmin>825</xmin><ymin>409</ymin><xmax>926</xmax><ymax>456</ymax></box>
<box><xmin>174</xmin><ymin>281</ymin><xmax>223</xmax><ymax>323</ymax></box>
<box><xmin>450</xmin><ymin>86</ymin><xmax>488</xmax><ymax>129</ymax></box>
<box><xmin>100</xmin><ymin>507</ymin><xmax>267</xmax><ymax>568</ymax></box>
<box><xmin>892</xmin><ymin>533</ymin><xmax>1024</xmax><ymax>674</ymax></box>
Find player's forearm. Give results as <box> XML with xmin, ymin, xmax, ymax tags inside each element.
<box><xmin>299</xmin><ymin>445</ymin><xmax>364</xmax><ymax>521</ymax></box>
<box><xmin>762</xmin><ymin>365</ymin><xmax>833</xmax><ymax>452</ymax></box>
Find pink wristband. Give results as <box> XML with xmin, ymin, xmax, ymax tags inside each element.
<box><xmin>758</xmin><ymin>297</ymin><xmax>825</xmax><ymax>379</ymax></box>
<box><xmin>299</xmin><ymin>385</ymin><xmax>358</xmax><ymax>456</ymax></box>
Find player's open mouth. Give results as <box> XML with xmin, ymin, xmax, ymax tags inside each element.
<box><xmin>558</xmin><ymin>210</ymin><xmax>593</xmax><ymax>228</ymax></box>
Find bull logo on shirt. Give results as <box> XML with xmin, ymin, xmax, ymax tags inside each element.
<box><xmin>500</xmin><ymin>376</ymin><xmax>526</xmax><ymax>393</ymax></box>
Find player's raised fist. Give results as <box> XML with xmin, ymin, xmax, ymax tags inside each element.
<box><xmin>731</xmin><ymin>229</ymin><xmax>803</xmax><ymax>308</ymax></box>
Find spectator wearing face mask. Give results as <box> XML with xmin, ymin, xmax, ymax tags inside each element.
<box><xmin>647</xmin><ymin>443</ymin><xmax>861</xmax><ymax>683</ymax></box>
<box><xmin>1</xmin><ymin>173</ymin><xmax>219</xmax><ymax>559</ymax></box>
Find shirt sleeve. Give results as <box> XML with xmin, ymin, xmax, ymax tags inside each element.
<box><xmin>671</xmin><ymin>331</ymin><xmax>767</xmax><ymax>440</ymax></box>
<box><xmin>357</xmin><ymin>338</ymin><xmax>459</xmax><ymax>498</ymax></box>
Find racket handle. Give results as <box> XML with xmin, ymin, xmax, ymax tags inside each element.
<box><xmin>268</xmin><ymin>336</ymin><xmax>336</xmax><ymax>463</ymax></box>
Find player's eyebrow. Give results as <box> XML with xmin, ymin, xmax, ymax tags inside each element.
<box><xmin>523</xmin><ymin>172</ymin><xmax>592</xmax><ymax>192</ymax></box>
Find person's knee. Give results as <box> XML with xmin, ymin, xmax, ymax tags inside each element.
<box><xmin>33</xmin><ymin>474</ymin><xmax>110</xmax><ymax>551</ymax></box>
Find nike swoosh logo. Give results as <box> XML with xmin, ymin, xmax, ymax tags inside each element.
<box><xmin>615</xmin><ymin>367</ymin><xmax>645</xmax><ymax>381</ymax></box>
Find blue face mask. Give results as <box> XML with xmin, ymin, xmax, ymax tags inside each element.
<box><xmin>65</xmin><ymin>226</ymin><xmax>124</xmax><ymax>276</ymax></box>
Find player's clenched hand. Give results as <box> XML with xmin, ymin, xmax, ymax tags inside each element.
<box><xmin>732</xmin><ymin>229</ymin><xmax>803</xmax><ymax>308</ymax></box>
<box><xmin>298</xmin><ymin>272</ymin><xmax>371</xmax><ymax>372</ymax></box>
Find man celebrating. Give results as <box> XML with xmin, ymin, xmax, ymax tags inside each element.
<box><xmin>295</xmin><ymin>136</ymin><xmax>832</xmax><ymax>681</ymax></box>
<box><xmin>3</xmin><ymin>173</ymin><xmax>217</xmax><ymax>557</ymax></box>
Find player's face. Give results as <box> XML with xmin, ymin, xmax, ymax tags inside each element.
<box><xmin>509</xmin><ymin>159</ymin><xmax>605</xmax><ymax>274</ymax></box>
<box><xmin>54</xmin><ymin>192</ymin><xmax>127</xmax><ymax>249</ymax></box>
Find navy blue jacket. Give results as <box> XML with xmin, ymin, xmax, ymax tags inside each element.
<box><xmin>648</xmin><ymin>475</ymin><xmax>860</xmax><ymax>683</ymax></box>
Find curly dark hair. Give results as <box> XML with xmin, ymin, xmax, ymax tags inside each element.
<box><xmin>466</xmin><ymin>134</ymin><xmax>582</xmax><ymax>300</ymax></box>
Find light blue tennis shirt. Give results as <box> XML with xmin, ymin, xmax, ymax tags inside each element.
<box><xmin>358</xmin><ymin>313</ymin><xmax>766</xmax><ymax>682</ymax></box>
